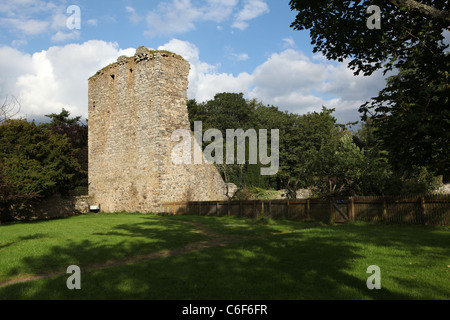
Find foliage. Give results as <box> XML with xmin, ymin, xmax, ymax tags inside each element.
<box><xmin>233</xmin><ymin>186</ymin><xmax>280</xmax><ymax>200</ymax></box>
<box><xmin>360</xmin><ymin>51</ymin><xmax>450</xmax><ymax>178</ymax></box>
<box><xmin>289</xmin><ymin>0</ymin><xmax>449</xmax><ymax>184</ymax></box>
<box><xmin>385</xmin><ymin>166</ymin><xmax>442</xmax><ymax>194</ymax></box>
<box><xmin>188</xmin><ymin>93</ymin><xmax>259</xmax><ymax>189</ymax></box>
<box><xmin>0</xmin><ymin>160</ymin><xmax>37</xmax><ymax>221</ymax></box>
<box><xmin>309</xmin><ymin>134</ymin><xmax>393</xmax><ymax>196</ymax></box>
<box><xmin>44</xmin><ymin>108</ymin><xmax>82</xmax><ymax>126</ymax></box>
<box><xmin>289</xmin><ymin>0</ymin><xmax>449</xmax><ymax>76</ymax></box>
<box><xmin>187</xmin><ymin>93</ymin><xmax>347</xmax><ymax>193</ymax></box>
<box><xmin>0</xmin><ymin>119</ymin><xmax>82</xmax><ymax>199</ymax></box>
<box><xmin>44</xmin><ymin>108</ymin><xmax>88</xmax><ymax>191</ymax></box>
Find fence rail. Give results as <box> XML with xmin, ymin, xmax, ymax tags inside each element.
<box><xmin>161</xmin><ymin>195</ymin><xmax>450</xmax><ymax>226</ymax></box>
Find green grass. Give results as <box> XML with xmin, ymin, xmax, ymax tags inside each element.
<box><xmin>0</xmin><ymin>213</ymin><xmax>207</xmax><ymax>283</ymax></box>
<box><xmin>0</xmin><ymin>213</ymin><xmax>449</xmax><ymax>300</ymax></box>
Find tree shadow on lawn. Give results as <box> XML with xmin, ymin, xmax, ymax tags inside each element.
<box><xmin>0</xmin><ymin>218</ymin><xmax>449</xmax><ymax>300</ymax></box>
<box><xmin>98</xmin><ymin>223</ymin><xmax>449</xmax><ymax>300</ymax></box>
<box><xmin>1</xmin><ymin>216</ymin><xmax>207</xmax><ymax>282</ymax></box>
<box><xmin>0</xmin><ymin>234</ymin><xmax>47</xmax><ymax>250</ymax></box>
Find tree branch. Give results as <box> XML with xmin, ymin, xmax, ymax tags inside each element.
<box><xmin>388</xmin><ymin>0</ymin><xmax>450</xmax><ymax>26</ymax></box>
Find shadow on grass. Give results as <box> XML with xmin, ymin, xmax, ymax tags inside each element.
<box><xmin>0</xmin><ymin>216</ymin><xmax>449</xmax><ymax>300</ymax></box>
<box><xmin>2</xmin><ymin>215</ymin><xmax>207</xmax><ymax>281</ymax></box>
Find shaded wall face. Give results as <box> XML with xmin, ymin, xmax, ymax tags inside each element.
<box><xmin>88</xmin><ymin>50</ymin><xmax>226</xmax><ymax>213</ymax></box>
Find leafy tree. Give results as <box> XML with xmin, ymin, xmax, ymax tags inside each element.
<box><xmin>44</xmin><ymin>109</ymin><xmax>88</xmax><ymax>192</ymax></box>
<box><xmin>188</xmin><ymin>93</ymin><xmax>259</xmax><ymax>190</ymax></box>
<box><xmin>289</xmin><ymin>0</ymin><xmax>449</xmax><ymax>76</ymax></box>
<box><xmin>45</xmin><ymin>108</ymin><xmax>82</xmax><ymax>126</ymax></box>
<box><xmin>0</xmin><ymin>119</ymin><xmax>82</xmax><ymax>198</ymax></box>
<box><xmin>289</xmin><ymin>0</ymin><xmax>449</xmax><ymax>182</ymax></box>
<box><xmin>188</xmin><ymin>94</ymin><xmax>349</xmax><ymax>195</ymax></box>
<box><xmin>310</xmin><ymin>134</ymin><xmax>393</xmax><ymax>196</ymax></box>
<box><xmin>0</xmin><ymin>160</ymin><xmax>37</xmax><ymax>222</ymax></box>
<box><xmin>278</xmin><ymin>107</ymin><xmax>344</xmax><ymax>197</ymax></box>
<box><xmin>360</xmin><ymin>51</ymin><xmax>450</xmax><ymax>178</ymax></box>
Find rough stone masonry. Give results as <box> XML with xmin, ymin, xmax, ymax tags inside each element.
<box><xmin>88</xmin><ymin>46</ymin><xmax>227</xmax><ymax>213</ymax></box>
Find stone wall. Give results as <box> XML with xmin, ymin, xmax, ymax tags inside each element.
<box><xmin>0</xmin><ymin>194</ymin><xmax>92</xmax><ymax>222</ymax></box>
<box><xmin>88</xmin><ymin>46</ymin><xmax>227</xmax><ymax>213</ymax></box>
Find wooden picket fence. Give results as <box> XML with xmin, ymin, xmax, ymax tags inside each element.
<box><xmin>161</xmin><ymin>194</ymin><xmax>450</xmax><ymax>226</ymax></box>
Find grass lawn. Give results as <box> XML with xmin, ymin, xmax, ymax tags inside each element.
<box><xmin>0</xmin><ymin>213</ymin><xmax>449</xmax><ymax>300</ymax></box>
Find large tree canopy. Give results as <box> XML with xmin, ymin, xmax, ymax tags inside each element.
<box><xmin>289</xmin><ymin>0</ymin><xmax>450</xmax><ymax>180</ymax></box>
<box><xmin>289</xmin><ymin>0</ymin><xmax>449</xmax><ymax>75</ymax></box>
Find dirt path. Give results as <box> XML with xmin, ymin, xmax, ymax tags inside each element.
<box><xmin>0</xmin><ymin>217</ymin><xmax>271</xmax><ymax>288</ymax></box>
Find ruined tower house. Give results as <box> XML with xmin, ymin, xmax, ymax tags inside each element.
<box><xmin>88</xmin><ymin>46</ymin><xmax>227</xmax><ymax>213</ymax></box>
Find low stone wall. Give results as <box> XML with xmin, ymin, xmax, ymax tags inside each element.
<box><xmin>2</xmin><ymin>194</ymin><xmax>94</xmax><ymax>222</ymax></box>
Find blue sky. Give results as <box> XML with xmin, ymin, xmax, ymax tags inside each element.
<box><xmin>0</xmin><ymin>0</ymin><xmax>390</xmax><ymax>125</ymax></box>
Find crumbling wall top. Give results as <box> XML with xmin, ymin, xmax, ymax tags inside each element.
<box><xmin>89</xmin><ymin>46</ymin><xmax>185</xmax><ymax>80</ymax></box>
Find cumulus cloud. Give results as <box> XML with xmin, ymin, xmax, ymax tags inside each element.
<box><xmin>0</xmin><ymin>38</ymin><xmax>387</xmax><ymax>124</ymax></box>
<box><xmin>0</xmin><ymin>41</ymin><xmax>135</xmax><ymax>120</ymax></box>
<box><xmin>226</xmin><ymin>47</ymin><xmax>249</xmax><ymax>61</ymax></box>
<box><xmin>202</xmin><ymin>0</ymin><xmax>239</xmax><ymax>22</ymax></box>
<box><xmin>232</xmin><ymin>0</ymin><xmax>269</xmax><ymax>30</ymax></box>
<box><xmin>246</xmin><ymin>50</ymin><xmax>387</xmax><ymax>122</ymax></box>
<box><xmin>282</xmin><ymin>37</ymin><xmax>295</xmax><ymax>48</ymax></box>
<box><xmin>0</xmin><ymin>0</ymin><xmax>83</xmax><ymax>43</ymax></box>
<box><xmin>0</xmin><ymin>18</ymin><xmax>49</xmax><ymax>35</ymax></box>
<box><xmin>86</xmin><ymin>19</ymin><xmax>98</xmax><ymax>27</ymax></box>
<box><xmin>51</xmin><ymin>30</ymin><xmax>80</xmax><ymax>42</ymax></box>
<box><xmin>125</xmin><ymin>6</ymin><xmax>143</xmax><ymax>23</ymax></box>
<box><xmin>139</xmin><ymin>0</ymin><xmax>267</xmax><ymax>36</ymax></box>
<box><xmin>145</xmin><ymin>0</ymin><xmax>203</xmax><ymax>36</ymax></box>
<box><xmin>159</xmin><ymin>39</ymin><xmax>386</xmax><ymax>123</ymax></box>
<box><xmin>0</xmin><ymin>46</ymin><xmax>33</xmax><ymax>97</ymax></box>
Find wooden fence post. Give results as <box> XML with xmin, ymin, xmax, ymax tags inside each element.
<box><xmin>420</xmin><ymin>196</ymin><xmax>426</xmax><ymax>225</ymax></box>
<box><xmin>269</xmin><ymin>200</ymin><xmax>272</xmax><ymax>217</ymax></box>
<box><xmin>328</xmin><ymin>199</ymin><xmax>334</xmax><ymax>221</ymax></box>
<box><xmin>239</xmin><ymin>200</ymin><xmax>242</xmax><ymax>217</ymax></box>
<box><xmin>261</xmin><ymin>200</ymin><xmax>264</xmax><ymax>218</ymax></box>
<box><xmin>348</xmin><ymin>197</ymin><xmax>354</xmax><ymax>221</ymax></box>
<box><xmin>286</xmin><ymin>199</ymin><xmax>289</xmax><ymax>219</ymax></box>
<box><xmin>307</xmin><ymin>199</ymin><xmax>310</xmax><ymax>220</ymax></box>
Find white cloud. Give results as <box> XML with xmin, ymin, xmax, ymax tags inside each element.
<box><xmin>125</xmin><ymin>6</ymin><xmax>143</xmax><ymax>23</ymax></box>
<box><xmin>0</xmin><ymin>41</ymin><xmax>135</xmax><ymax>120</ymax></box>
<box><xmin>142</xmin><ymin>0</ymin><xmax>265</xmax><ymax>36</ymax></box>
<box><xmin>86</xmin><ymin>19</ymin><xmax>98</xmax><ymax>27</ymax></box>
<box><xmin>51</xmin><ymin>12</ymin><xmax>68</xmax><ymax>30</ymax></box>
<box><xmin>247</xmin><ymin>49</ymin><xmax>386</xmax><ymax>121</ymax></box>
<box><xmin>232</xmin><ymin>0</ymin><xmax>269</xmax><ymax>30</ymax></box>
<box><xmin>226</xmin><ymin>47</ymin><xmax>249</xmax><ymax>61</ymax></box>
<box><xmin>51</xmin><ymin>30</ymin><xmax>80</xmax><ymax>42</ymax></box>
<box><xmin>0</xmin><ymin>39</ymin><xmax>387</xmax><ymax>125</ymax></box>
<box><xmin>0</xmin><ymin>0</ymin><xmax>56</xmax><ymax>17</ymax></box>
<box><xmin>0</xmin><ymin>0</ymin><xmax>85</xmax><ymax>42</ymax></box>
<box><xmin>282</xmin><ymin>37</ymin><xmax>295</xmax><ymax>48</ymax></box>
<box><xmin>156</xmin><ymin>39</ymin><xmax>384</xmax><ymax>123</ymax></box>
<box><xmin>11</xmin><ymin>39</ymin><xmax>28</xmax><ymax>47</ymax></box>
<box><xmin>203</xmin><ymin>0</ymin><xmax>239</xmax><ymax>22</ymax></box>
<box><xmin>0</xmin><ymin>18</ymin><xmax>49</xmax><ymax>35</ymax></box>
<box><xmin>0</xmin><ymin>46</ymin><xmax>33</xmax><ymax>98</ymax></box>
<box><xmin>145</xmin><ymin>0</ymin><xmax>203</xmax><ymax>36</ymax></box>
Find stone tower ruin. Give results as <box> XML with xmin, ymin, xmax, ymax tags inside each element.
<box><xmin>88</xmin><ymin>46</ymin><xmax>227</xmax><ymax>213</ymax></box>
